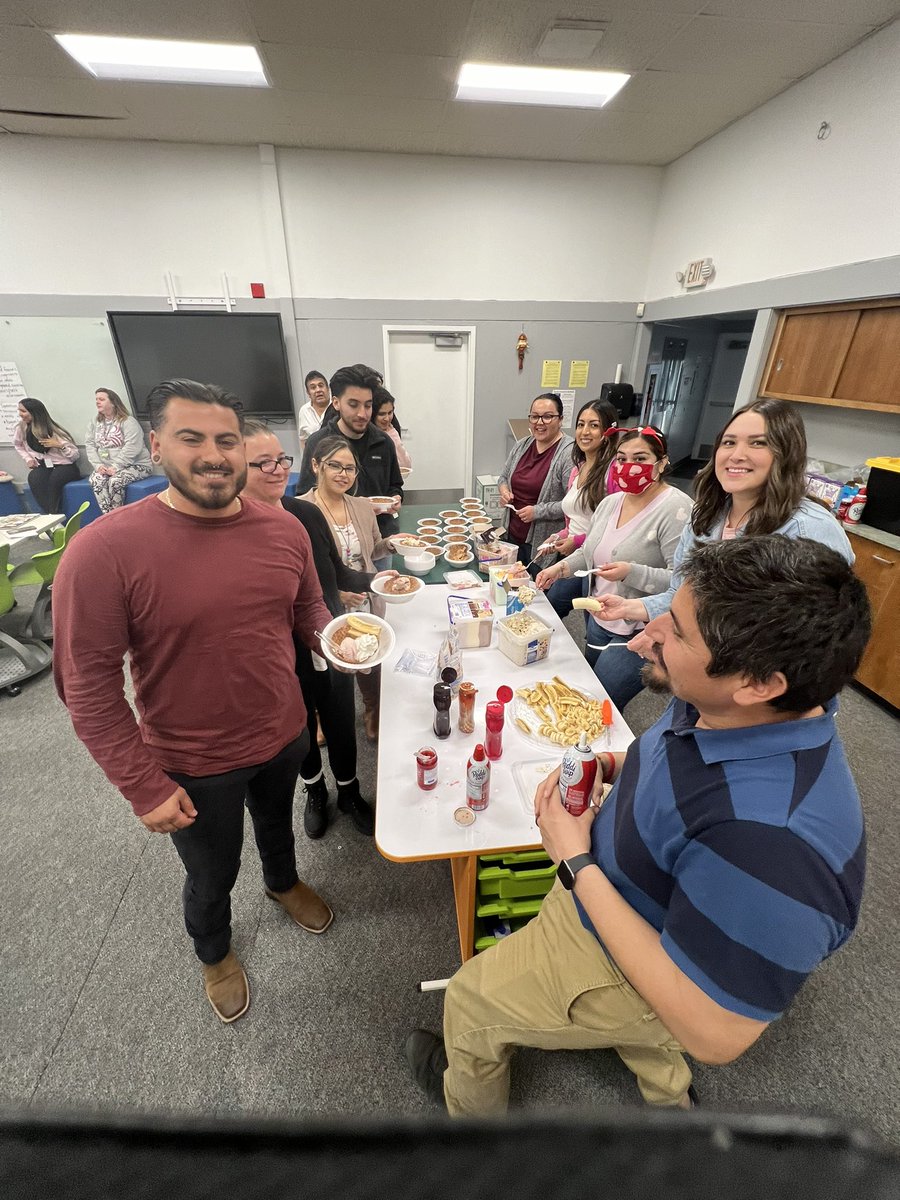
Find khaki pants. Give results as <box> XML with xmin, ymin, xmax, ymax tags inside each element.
<box><xmin>443</xmin><ymin>883</ymin><xmax>692</xmax><ymax>1115</ymax></box>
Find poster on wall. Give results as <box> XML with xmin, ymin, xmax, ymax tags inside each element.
<box><xmin>558</xmin><ymin>388</ymin><xmax>576</xmax><ymax>430</ymax></box>
<box><xmin>540</xmin><ymin>359</ymin><xmax>562</xmax><ymax>388</ymax></box>
<box><xmin>568</xmin><ymin>360</ymin><xmax>590</xmax><ymax>389</ymax></box>
<box><xmin>0</xmin><ymin>362</ymin><xmax>26</xmax><ymax>444</ymax></box>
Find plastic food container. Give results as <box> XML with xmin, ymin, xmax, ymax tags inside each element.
<box><xmin>476</xmin><ymin>540</ymin><xmax>519</xmax><ymax>573</ymax></box>
<box><xmin>488</xmin><ymin>564</ymin><xmax>531</xmax><ymax>607</ymax></box>
<box><xmin>447</xmin><ymin>596</ymin><xmax>495</xmax><ymax>648</ymax></box>
<box><xmin>496</xmin><ymin>610</ymin><xmax>554</xmax><ymax>666</ymax></box>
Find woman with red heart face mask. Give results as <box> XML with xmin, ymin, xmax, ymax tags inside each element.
<box><xmin>536</xmin><ymin>425</ymin><xmax>692</xmax><ymax>686</ymax></box>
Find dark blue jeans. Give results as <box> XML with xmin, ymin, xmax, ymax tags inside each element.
<box><xmin>547</xmin><ymin>573</ymin><xmax>586</xmax><ymax>620</ymax></box>
<box><xmin>584</xmin><ymin>618</ymin><xmax>646</xmax><ymax>714</ymax></box>
<box><xmin>169</xmin><ymin>731</ymin><xmax>309</xmax><ymax>964</ymax></box>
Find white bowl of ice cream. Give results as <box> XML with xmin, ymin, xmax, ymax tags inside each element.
<box><xmin>370</xmin><ymin>574</ymin><xmax>424</xmax><ymax>605</ymax></box>
<box><xmin>319</xmin><ymin>612</ymin><xmax>395</xmax><ymax>671</ymax></box>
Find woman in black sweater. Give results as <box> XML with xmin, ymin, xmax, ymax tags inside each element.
<box><xmin>241</xmin><ymin>422</ymin><xmax>392</xmax><ymax>839</ymax></box>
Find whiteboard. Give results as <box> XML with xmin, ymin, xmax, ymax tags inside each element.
<box><xmin>0</xmin><ymin>316</ymin><xmax>128</xmax><ymax>445</ymax></box>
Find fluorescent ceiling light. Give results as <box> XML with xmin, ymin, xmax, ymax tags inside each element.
<box><xmin>456</xmin><ymin>62</ymin><xmax>629</xmax><ymax>109</ymax></box>
<box><xmin>54</xmin><ymin>34</ymin><xmax>269</xmax><ymax>87</ymax></box>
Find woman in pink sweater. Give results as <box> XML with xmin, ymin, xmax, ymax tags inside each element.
<box><xmin>13</xmin><ymin>397</ymin><xmax>81</xmax><ymax>513</ymax></box>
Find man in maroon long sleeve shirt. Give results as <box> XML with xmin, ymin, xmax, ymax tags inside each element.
<box><xmin>53</xmin><ymin>380</ymin><xmax>335</xmax><ymax>1024</ymax></box>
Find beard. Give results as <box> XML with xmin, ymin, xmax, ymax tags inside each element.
<box><xmin>640</xmin><ymin>658</ymin><xmax>671</xmax><ymax>695</ymax></box>
<box><xmin>166</xmin><ymin>461</ymin><xmax>248</xmax><ymax>510</ymax></box>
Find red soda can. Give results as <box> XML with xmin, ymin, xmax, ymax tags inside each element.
<box><xmin>558</xmin><ymin>732</ymin><xmax>598</xmax><ymax>816</ymax></box>
<box><xmin>466</xmin><ymin>743</ymin><xmax>491</xmax><ymax>811</ymax></box>
<box><xmin>416</xmin><ymin>746</ymin><xmax>438</xmax><ymax>790</ymax></box>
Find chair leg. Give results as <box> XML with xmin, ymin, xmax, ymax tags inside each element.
<box><xmin>0</xmin><ymin>628</ymin><xmax>52</xmax><ymax>681</ymax></box>
<box><xmin>23</xmin><ymin>584</ymin><xmax>51</xmax><ymax>641</ymax></box>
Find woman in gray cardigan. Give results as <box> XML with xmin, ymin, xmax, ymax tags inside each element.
<box><xmin>498</xmin><ymin>392</ymin><xmax>574</xmax><ymax>572</ymax></box>
<box><xmin>536</xmin><ymin>427</ymin><xmax>692</xmax><ymax>710</ymax></box>
<box><xmin>85</xmin><ymin>388</ymin><xmax>152</xmax><ymax>513</ymax></box>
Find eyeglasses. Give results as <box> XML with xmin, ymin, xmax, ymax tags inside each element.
<box><xmin>528</xmin><ymin>413</ymin><xmax>560</xmax><ymax>424</ymax></box>
<box><xmin>323</xmin><ymin>459</ymin><xmax>358</xmax><ymax>476</ymax></box>
<box><xmin>248</xmin><ymin>455</ymin><xmax>293</xmax><ymax>474</ymax></box>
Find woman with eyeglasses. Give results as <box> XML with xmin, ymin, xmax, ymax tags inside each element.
<box><xmin>298</xmin><ymin>434</ymin><xmax>398</xmax><ymax>743</ymax></box>
<box><xmin>497</xmin><ymin>392</ymin><xmax>574</xmax><ymax>573</ymax></box>
<box><xmin>536</xmin><ymin>426</ymin><xmax>692</xmax><ymax>706</ymax></box>
<box><xmin>241</xmin><ymin>421</ymin><xmax>390</xmax><ymax>838</ymax></box>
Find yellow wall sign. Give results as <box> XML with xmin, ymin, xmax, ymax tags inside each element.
<box><xmin>569</xmin><ymin>360</ymin><xmax>590</xmax><ymax>388</ymax></box>
<box><xmin>541</xmin><ymin>360</ymin><xmax>562</xmax><ymax>388</ymax></box>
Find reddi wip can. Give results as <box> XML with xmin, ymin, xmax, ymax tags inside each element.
<box><xmin>558</xmin><ymin>731</ymin><xmax>597</xmax><ymax>816</ymax></box>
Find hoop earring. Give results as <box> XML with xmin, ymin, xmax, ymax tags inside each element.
<box><xmin>151</xmin><ymin>453</ymin><xmax>161</xmax><ymax>464</ymax></box>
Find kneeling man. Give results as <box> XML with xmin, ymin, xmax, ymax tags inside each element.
<box><xmin>407</xmin><ymin>536</ymin><xmax>870</xmax><ymax>1112</ymax></box>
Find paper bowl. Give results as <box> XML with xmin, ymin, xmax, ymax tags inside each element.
<box><xmin>370</xmin><ymin>496</ymin><xmax>396</xmax><ymax>515</ymax></box>
<box><xmin>319</xmin><ymin>613</ymin><xmax>396</xmax><ymax>672</ymax></box>
<box><xmin>417</xmin><ymin>518</ymin><xmax>441</xmax><ymax>528</ymax></box>
<box><xmin>402</xmin><ymin>550</ymin><xmax>436</xmax><ymax>576</ymax></box>
<box><xmin>438</xmin><ymin>509</ymin><xmax>461</xmax><ymax>519</ymax></box>
<box><xmin>371</xmin><ymin>574</ymin><xmax>424</xmax><ymax>605</ymax></box>
<box><xmin>444</xmin><ymin>546</ymin><xmax>475</xmax><ymax>565</ymax></box>
<box><xmin>390</xmin><ymin>533</ymin><xmax>430</xmax><ymax>552</ymax></box>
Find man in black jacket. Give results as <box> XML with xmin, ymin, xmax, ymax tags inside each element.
<box><xmin>298</xmin><ymin>364</ymin><xmax>403</xmax><ymax>537</ymax></box>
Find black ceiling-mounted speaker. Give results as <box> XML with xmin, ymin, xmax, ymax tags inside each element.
<box><xmin>599</xmin><ymin>382</ymin><xmax>635</xmax><ymax>420</ymax></box>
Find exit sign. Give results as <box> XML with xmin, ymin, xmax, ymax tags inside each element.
<box><xmin>685</xmin><ymin>258</ymin><xmax>714</xmax><ymax>288</ymax></box>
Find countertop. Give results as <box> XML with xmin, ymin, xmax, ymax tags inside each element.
<box><xmin>844</xmin><ymin>522</ymin><xmax>900</xmax><ymax>553</ymax></box>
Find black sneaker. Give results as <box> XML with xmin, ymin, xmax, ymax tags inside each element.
<box><xmin>404</xmin><ymin>1029</ymin><xmax>448</xmax><ymax>1107</ymax></box>
<box><xmin>337</xmin><ymin>780</ymin><xmax>374</xmax><ymax>836</ymax></box>
<box><xmin>303</xmin><ymin>778</ymin><xmax>329</xmax><ymax>839</ymax></box>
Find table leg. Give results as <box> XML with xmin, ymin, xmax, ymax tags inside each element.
<box><xmin>450</xmin><ymin>854</ymin><xmax>478</xmax><ymax>963</ymax></box>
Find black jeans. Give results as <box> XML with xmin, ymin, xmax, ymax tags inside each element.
<box><xmin>168</xmin><ymin>730</ymin><xmax>309</xmax><ymax>964</ymax></box>
<box><xmin>296</xmin><ymin>649</ymin><xmax>357</xmax><ymax>783</ymax></box>
<box><xmin>28</xmin><ymin>463</ymin><xmax>81</xmax><ymax>514</ymax></box>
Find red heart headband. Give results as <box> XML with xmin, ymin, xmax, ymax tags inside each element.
<box><xmin>603</xmin><ymin>424</ymin><xmax>666</xmax><ymax>451</ymax></box>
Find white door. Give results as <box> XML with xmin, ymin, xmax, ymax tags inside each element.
<box><xmin>383</xmin><ymin>326</ymin><xmax>474</xmax><ymax>492</ymax></box>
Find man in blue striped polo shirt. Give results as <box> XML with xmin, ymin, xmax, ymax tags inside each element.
<box><xmin>407</xmin><ymin>536</ymin><xmax>871</xmax><ymax>1113</ymax></box>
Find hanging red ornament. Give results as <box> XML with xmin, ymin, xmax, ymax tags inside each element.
<box><xmin>516</xmin><ymin>331</ymin><xmax>528</xmax><ymax>372</ymax></box>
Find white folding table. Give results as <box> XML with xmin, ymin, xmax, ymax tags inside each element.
<box><xmin>374</xmin><ymin>584</ymin><xmax>634</xmax><ymax>965</ymax></box>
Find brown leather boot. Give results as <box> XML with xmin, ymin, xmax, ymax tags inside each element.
<box><xmin>201</xmin><ymin>949</ymin><xmax>250</xmax><ymax>1024</ymax></box>
<box><xmin>265</xmin><ymin>881</ymin><xmax>334</xmax><ymax>934</ymax></box>
<box><xmin>363</xmin><ymin>704</ymin><xmax>379</xmax><ymax>742</ymax></box>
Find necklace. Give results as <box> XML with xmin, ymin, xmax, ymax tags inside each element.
<box><xmin>161</xmin><ymin>487</ymin><xmax>242</xmax><ymax>514</ymax></box>
<box><xmin>314</xmin><ymin>488</ymin><xmax>354</xmax><ymax>560</ymax></box>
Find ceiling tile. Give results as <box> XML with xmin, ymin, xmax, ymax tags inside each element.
<box><xmin>17</xmin><ymin>1</ymin><xmax>254</xmax><ymax>39</ymax></box>
<box><xmin>611</xmin><ymin>67</ymin><xmax>794</xmax><ymax>118</ymax></box>
<box><xmin>261</xmin><ymin>44</ymin><xmax>457</xmax><ymax>101</ymax></box>
<box><xmin>702</xmin><ymin>0</ymin><xmax>898</xmax><ymax>23</ymax></box>
<box><xmin>464</xmin><ymin>0</ymin><xmax>700</xmax><ymax>63</ymax></box>
<box><xmin>0</xmin><ymin>77</ymin><xmax>130</xmax><ymax>116</ymax></box>
<box><xmin>248</xmin><ymin>0</ymin><xmax>475</xmax><ymax>57</ymax></box>
<box><xmin>643</xmin><ymin>14</ymin><xmax>877</xmax><ymax>76</ymax></box>
<box><xmin>0</xmin><ymin>25</ymin><xmax>85</xmax><ymax>77</ymax></box>
<box><xmin>0</xmin><ymin>2</ymin><xmax>34</xmax><ymax>25</ymax></box>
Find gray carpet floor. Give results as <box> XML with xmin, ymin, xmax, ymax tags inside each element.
<box><xmin>1</xmin><ymin>536</ymin><xmax>898</xmax><ymax>1144</ymax></box>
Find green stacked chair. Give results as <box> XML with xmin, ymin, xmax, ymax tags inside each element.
<box><xmin>0</xmin><ymin>542</ymin><xmax>52</xmax><ymax>696</ymax></box>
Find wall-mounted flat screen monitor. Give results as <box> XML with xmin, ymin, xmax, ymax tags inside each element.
<box><xmin>107</xmin><ymin>311</ymin><xmax>294</xmax><ymax>417</ymax></box>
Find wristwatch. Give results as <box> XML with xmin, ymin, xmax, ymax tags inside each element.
<box><xmin>557</xmin><ymin>853</ymin><xmax>595</xmax><ymax>891</ymax></box>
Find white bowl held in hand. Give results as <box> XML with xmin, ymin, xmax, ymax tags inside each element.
<box><xmin>370</xmin><ymin>574</ymin><xmax>424</xmax><ymax>605</ymax></box>
<box><xmin>319</xmin><ymin>612</ymin><xmax>396</xmax><ymax>671</ymax></box>
<box><xmin>402</xmin><ymin>550</ymin><xmax>436</xmax><ymax>576</ymax></box>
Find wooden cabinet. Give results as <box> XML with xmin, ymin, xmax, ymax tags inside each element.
<box><xmin>760</xmin><ymin>298</ymin><xmax>900</xmax><ymax>415</ymax></box>
<box><xmin>848</xmin><ymin>532</ymin><xmax>900</xmax><ymax>708</ymax></box>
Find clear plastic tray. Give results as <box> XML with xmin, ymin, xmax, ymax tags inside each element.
<box><xmin>510</xmin><ymin>683</ymin><xmax>612</xmax><ymax>753</ymax></box>
<box><xmin>443</xmin><ymin>569</ymin><xmax>484</xmax><ymax>589</ymax></box>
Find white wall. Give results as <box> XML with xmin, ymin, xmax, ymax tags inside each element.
<box><xmin>0</xmin><ymin>138</ymin><xmax>272</xmax><ymax>297</ymax></box>
<box><xmin>644</xmin><ymin>20</ymin><xmax>900</xmax><ymax>302</ymax></box>
<box><xmin>277</xmin><ymin>150</ymin><xmax>661</xmax><ymax>302</ymax></box>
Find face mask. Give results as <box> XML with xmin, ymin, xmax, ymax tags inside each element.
<box><xmin>613</xmin><ymin>461</ymin><xmax>658</xmax><ymax>494</ymax></box>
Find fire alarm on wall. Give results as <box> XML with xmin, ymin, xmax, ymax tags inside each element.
<box><xmin>250</xmin><ymin>282</ymin><xmax>266</xmax><ymax>298</ymax></box>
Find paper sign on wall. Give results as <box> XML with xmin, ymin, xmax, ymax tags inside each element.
<box><xmin>0</xmin><ymin>362</ymin><xmax>26</xmax><ymax>444</ymax></box>
<box><xmin>568</xmin><ymin>360</ymin><xmax>590</xmax><ymax>389</ymax></box>
<box><xmin>541</xmin><ymin>359</ymin><xmax>562</xmax><ymax>388</ymax></box>
<box><xmin>558</xmin><ymin>389</ymin><xmax>576</xmax><ymax>429</ymax></box>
